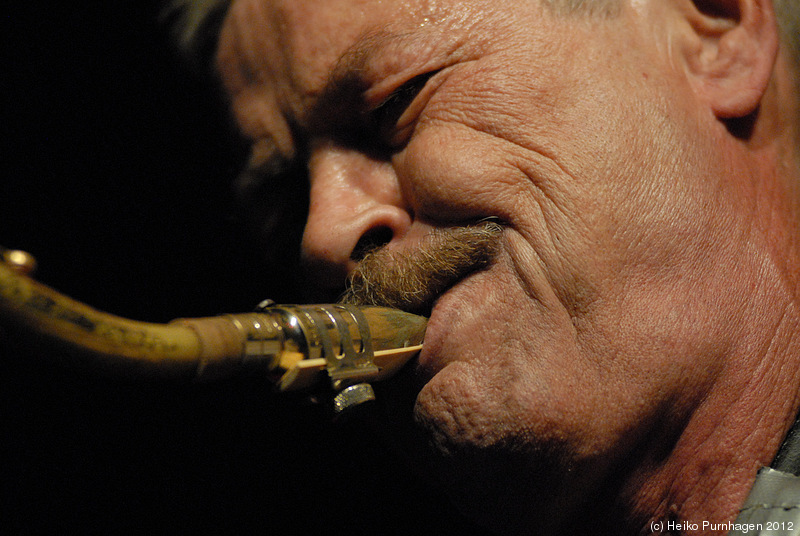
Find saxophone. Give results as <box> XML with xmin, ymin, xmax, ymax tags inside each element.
<box><xmin>0</xmin><ymin>246</ymin><xmax>426</xmax><ymax>417</ymax></box>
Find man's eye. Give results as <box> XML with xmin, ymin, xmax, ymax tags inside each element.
<box><xmin>371</xmin><ymin>72</ymin><xmax>436</xmax><ymax>145</ymax></box>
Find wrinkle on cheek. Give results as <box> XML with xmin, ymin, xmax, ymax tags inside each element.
<box><xmin>400</xmin><ymin>121</ymin><xmax>546</xmax><ymax>225</ymax></box>
<box><xmin>427</xmin><ymin>68</ymin><xmax>563</xmax><ymax>149</ymax></box>
<box><xmin>504</xmin><ymin>190</ymin><xmax>610</xmax><ymax>328</ymax></box>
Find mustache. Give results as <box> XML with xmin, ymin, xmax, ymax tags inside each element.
<box><xmin>339</xmin><ymin>221</ymin><xmax>504</xmax><ymax>315</ymax></box>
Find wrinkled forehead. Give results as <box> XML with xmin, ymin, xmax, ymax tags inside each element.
<box><xmin>217</xmin><ymin>0</ymin><xmax>446</xmax><ymax>100</ymax></box>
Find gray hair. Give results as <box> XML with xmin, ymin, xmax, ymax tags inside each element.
<box><xmin>542</xmin><ymin>0</ymin><xmax>621</xmax><ymax>16</ymax></box>
<box><xmin>161</xmin><ymin>0</ymin><xmax>231</xmax><ymax>70</ymax></box>
<box><xmin>162</xmin><ymin>0</ymin><xmax>622</xmax><ymax>61</ymax></box>
<box><xmin>165</xmin><ymin>0</ymin><xmax>798</xmax><ymax>71</ymax></box>
<box><xmin>547</xmin><ymin>0</ymin><xmax>799</xmax><ymax>74</ymax></box>
<box><xmin>775</xmin><ymin>0</ymin><xmax>800</xmax><ymax>79</ymax></box>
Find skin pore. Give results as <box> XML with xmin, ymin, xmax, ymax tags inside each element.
<box><xmin>215</xmin><ymin>0</ymin><xmax>800</xmax><ymax>534</ymax></box>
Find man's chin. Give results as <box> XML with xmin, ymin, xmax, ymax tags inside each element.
<box><xmin>371</xmin><ymin>364</ymin><xmax>585</xmax><ymax>536</ymax></box>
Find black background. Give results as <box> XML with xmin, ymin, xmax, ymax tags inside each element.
<box><xmin>0</xmin><ymin>2</ymin><xmax>487</xmax><ymax>535</ymax></box>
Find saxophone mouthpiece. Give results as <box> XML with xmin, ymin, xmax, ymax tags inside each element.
<box><xmin>176</xmin><ymin>304</ymin><xmax>427</xmax><ymax>393</ymax></box>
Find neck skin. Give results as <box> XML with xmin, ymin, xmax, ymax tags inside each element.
<box><xmin>615</xmin><ymin>53</ymin><xmax>800</xmax><ymax>534</ymax></box>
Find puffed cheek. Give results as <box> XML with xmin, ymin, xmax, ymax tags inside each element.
<box><xmin>413</xmin><ymin>361</ymin><xmax>511</xmax><ymax>450</ymax></box>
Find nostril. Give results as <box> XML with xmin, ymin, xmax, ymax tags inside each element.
<box><xmin>350</xmin><ymin>226</ymin><xmax>394</xmax><ymax>261</ymax></box>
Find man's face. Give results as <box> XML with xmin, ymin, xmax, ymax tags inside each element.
<box><xmin>217</xmin><ymin>0</ymin><xmax>766</xmax><ymax>532</ymax></box>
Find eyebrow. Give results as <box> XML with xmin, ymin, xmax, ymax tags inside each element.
<box><xmin>243</xmin><ymin>30</ymin><xmax>423</xmax><ymax>184</ymax></box>
<box><xmin>305</xmin><ymin>29</ymin><xmax>418</xmax><ymax>130</ymax></box>
<box><xmin>331</xmin><ymin>30</ymin><xmax>409</xmax><ymax>91</ymax></box>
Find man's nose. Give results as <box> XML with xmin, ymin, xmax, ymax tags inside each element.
<box><xmin>301</xmin><ymin>142</ymin><xmax>412</xmax><ymax>290</ymax></box>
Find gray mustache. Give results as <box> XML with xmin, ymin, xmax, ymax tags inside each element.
<box><xmin>339</xmin><ymin>221</ymin><xmax>503</xmax><ymax>315</ymax></box>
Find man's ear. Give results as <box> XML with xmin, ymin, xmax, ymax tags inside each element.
<box><xmin>680</xmin><ymin>0</ymin><xmax>778</xmax><ymax>118</ymax></box>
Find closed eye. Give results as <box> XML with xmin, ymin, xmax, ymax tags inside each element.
<box><xmin>371</xmin><ymin>71</ymin><xmax>438</xmax><ymax>146</ymax></box>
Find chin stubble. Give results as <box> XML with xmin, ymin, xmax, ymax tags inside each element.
<box><xmin>339</xmin><ymin>221</ymin><xmax>504</xmax><ymax>315</ymax></box>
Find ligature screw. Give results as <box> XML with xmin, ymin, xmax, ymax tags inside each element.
<box><xmin>332</xmin><ymin>383</ymin><xmax>376</xmax><ymax>418</ymax></box>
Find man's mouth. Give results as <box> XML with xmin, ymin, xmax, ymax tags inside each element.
<box><xmin>339</xmin><ymin>220</ymin><xmax>504</xmax><ymax>316</ymax></box>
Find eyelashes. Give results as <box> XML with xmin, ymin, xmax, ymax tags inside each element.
<box><xmin>370</xmin><ymin>71</ymin><xmax>438</xmax><ymax>146</ymax></box>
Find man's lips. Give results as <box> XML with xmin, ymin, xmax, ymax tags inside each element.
<box><xmin>334</xmin><ymin>220</ymin><xmax>505</xmax><ymax>386</ymax></box>
<box><xmin>412</xmin><ymin>267</ymin><xmax>490</xmax><ymax>378</ymax></box>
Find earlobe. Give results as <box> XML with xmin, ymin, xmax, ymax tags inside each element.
<box><xmin>680</xmin><ymin>0</ymin><xmax>778</xmax><ymax>118</ymax></box>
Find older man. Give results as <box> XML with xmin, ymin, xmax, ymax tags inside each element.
<box><xmin>169</xmin><ymin>0</ymin><xmax>800</xmax><ymax>534</ymax></box>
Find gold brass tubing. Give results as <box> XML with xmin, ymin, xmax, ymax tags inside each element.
<box><xmin>0</xmin><ymin>260</ymin><xmax>206</xmax><ymax>371</ymax></box>
<box><xmin>0</xmin><ymin>260</ymin><xmax>282</xmax><ymax>377</ymax></box>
